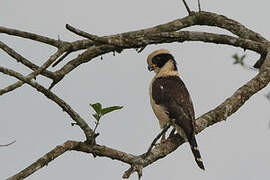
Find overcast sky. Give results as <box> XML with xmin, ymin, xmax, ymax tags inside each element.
<box><xmin>1</xmin><ymin>0</ymin><xmax>270</xmax><ymax>180</ymax></box>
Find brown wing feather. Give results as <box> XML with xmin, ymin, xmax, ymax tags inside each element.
<box><xmin>152</xmin><ymin>75</ymin><xmax>205</xmax><ymax>170</ymax></box>
<box><xmin>152</xmin><ymin>76</ymin><xmax>194</xmax><ymax>136</ymax></box>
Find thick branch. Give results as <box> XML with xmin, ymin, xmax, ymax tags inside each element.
<box><xmin>196</xmin><ymin>50</ymin><xmax>270</xmax><ymax>132</ymax></box>
<box><xmin>50</xmin><ymin>11</ymin><xmax>267</xmax><ymax>88</ymax></box>
<box><xmin>194</xmin><ymin>11</ymin><xmax>266</xmax><ymax>42</ymax></box>
<box><xmin>2</xmin><ymin>11</ymin><xmax>266</xmax><ymax>90</ymax></box>
<box><xmin>148</xmin><ymin>31</ymin><xmax>266</xmax><ymax>53</ymax></box>
<box><xmin>53</xmin><ymin>31</ymin><xmax>266</xmax><ymax>89</ymax></box>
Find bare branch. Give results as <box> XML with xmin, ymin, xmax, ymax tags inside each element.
<box><xmin>198</xmin><ymin>0</ymin><xmax>201</xmax><ymax>12</ymax></box>
<box><xmin>196</xmin><ymin>50</ymin><xmax>270</xmax><ymax>132</ymax></box>
<box><xmin>52</xmin><ymin>50</ymin><xmax>72</xmax><ymax>67</ymax></box>
<box><xmin>0</xmin><ymin>140</ymin><xmax>16</xmax><ymax>147</ymax></box>
<box><xmin>0</xmin><ymin>47</ymin><xmax>67</xmax><ymax>96</ymax></box>
<box><xmin>194</xmin><ymin>12</ymin><xmax>266</xmax><ymax>42</ymax></box>
<box><xmin>0</xmin><ymin>41</ymin><xmax>56</xmax><ymax>80</ymax></box>
<box><xmin>149</xmin><ymin>31</ymin><xmax>267</xmax><ymax>54</ymax></box>
<box><xmin>66</xmin><ymin>24</ymin><xmax>117</xmax><ymax>46</ymax></box>
<box><xmin>0</xmin><ymin>26</ymin><xmax>64</xmax><ymax>48</ymax></box>
<box><xmin>52</xmin><ymin>31</ymin><xmax>266</xmax><ymax>90</ymax></box>
<box><xmin>49</xmin><ymin>11</ymin><xmax>266</xmax><ymax>87</ymax></box>
<box><xmin>0</xmin><ymin>66</ymin><xmax>94</xmax><ymax>141</ymax></box>
<box><xmin>7</xmin><ymin>141</ymin><xmax>80</xmax><ymax>180</ymax></box>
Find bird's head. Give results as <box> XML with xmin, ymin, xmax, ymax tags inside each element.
<box><xmin>147</xmin><ymin>49</ymin><xmax>177</xmax><ymax>74</ymax></box>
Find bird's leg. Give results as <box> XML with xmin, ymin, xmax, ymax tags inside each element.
<box><xmin>145</xmin><ymin>123</ymin><xmax>171</xmax><ymax>156</ymax></box>
<box><xmin>169</xmin><ymin>128</ymin><xmax>176</xmax><ymax>137</ymax></box>
<box><xmin>160</xmin><ymin>132</ymin><xmax>166</xmax><ymax>144</ymax></box>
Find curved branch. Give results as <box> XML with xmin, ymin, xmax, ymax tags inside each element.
<box><xmin>2</xmin><ymin>11</ymin><xmax>266</xmax><ymax>90</ymax></box>
<box><xmin>48</xmin><ymin>11</ymin><xmax>267</xmax><ymax>87</ymax></box>
<box><xmin>0</xmin><ymin>140</ymin><xmax>16</xmax><ymax>147</ymax></box>
<box><xmin>0</xmin><ymin>26</ymin><xmax>64</xmax><ymax>48</ymax></box>
<box><xmin>52</xmin><ymin>31</ymin><xmax>266</xmax><ymax>89</ymax></box>
<box><xmin>148</xmin><ymin>31</ymin><xmax>266</xmax><ymax>53</ymax></box>
<box><xmin>194</xmin><ymin>11</ymin><xmax>266</xmax><ymax>42</ymax></box>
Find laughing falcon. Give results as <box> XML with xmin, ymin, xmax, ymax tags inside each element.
<box><xmin>147</xmin><ymin>49</ymin><xmax>205</xmax><ymax>170</ymax></box>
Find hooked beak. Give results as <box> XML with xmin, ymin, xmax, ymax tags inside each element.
<box><xmin>148</xmin><ymin>66</ymin><xmax>154</xmax><ymax>71</ymax></box>
<box><xmin>148</xmin><ymin>64</ymin><xmax>156</xmax><ymax>71</ymax></box>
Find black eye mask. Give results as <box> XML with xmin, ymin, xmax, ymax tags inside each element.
<box><xmin>152</xmin><ymin>53</ymin><xmax>177</xmax><ymax>69</ymax></box>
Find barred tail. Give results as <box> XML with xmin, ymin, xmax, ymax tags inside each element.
<box><xmin>188</xmin><ymin>135</ymin><xmax>205</xmax><ymax>170</ymax></box>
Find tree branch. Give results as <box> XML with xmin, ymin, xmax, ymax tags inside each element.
<box><xmin>148</xmin><ymin>31</ymin><xmax>266</xmax><ymax>53</ymax></box>
<box><xmin>0</xmin><ymin>41</ymin><xmax>56</xmax><ymax>80</ymax></box>
<box><xmin>7</xmin><ymin>141</ymin><xmax>80</xmax><ymax>180</ymax></box>
<box><xmin>0</xmin><ymin>47</ymin><xmax>67</xmax><ymax>96</ymax></box>
<box><xmin>3</xmin><ymin>11</ymin><xmax>265</xmax><ymax>90</ymax></box>
<box><xmin>49</xmin><ymin>11</ymin><xmax>267</xmax><ymax>87</ymax></box>
<box><xmin>0</xmin><ymin>26</ymin><xmax>64</xmax><ymax>48</ymax></box>
<box><xmin>194</xmin><ymin>12</ymin><xmax>266</xmax><ymax>42</ymax></box>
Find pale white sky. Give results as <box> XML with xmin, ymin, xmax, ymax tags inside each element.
<box><xmin>1</xmin><ymin>1</ymin><xmax>270</xmax><ymax>180</ymax></box>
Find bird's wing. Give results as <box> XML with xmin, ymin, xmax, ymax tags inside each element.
<box><xmin>152</xmin><ymin>76</ymin><xmax>195</xmax><ymax>136</ymax></box>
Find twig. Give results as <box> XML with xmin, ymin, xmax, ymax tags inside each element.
<box><xmin>0</xmin><ymin>140</ymin><xmax>16</xmax><ymax>147</ymax></box>
<box><xmin>66</xmin><ymin>24</ymin><xmax>124</xmax><ymax>48</ymax></box>
<box><xmin>198</xmin><ymin>0</ymin><xmax>201</xmax><ymax>12</ymax></box>
<box><xmin>182</xmin><ymin>0</ymin><xmax>192</xmax><ymax>15</ymax></box>
<box><xmin>52</xmin><ymin>50</ymin><xmax>72</xmax><ymax>67</ymax></box>
<box><xmin>146</xmin><ymin>123</ymin><xmax>171</xmax><ymax>156</ymax></box>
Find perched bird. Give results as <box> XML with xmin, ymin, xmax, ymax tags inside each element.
<box><xmin>147</xmin><ymin>49</ymin><xmax>205</xmax><ymax>170</ymax></box>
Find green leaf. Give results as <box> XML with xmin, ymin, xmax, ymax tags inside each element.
<box><xmin>90</xmin><ymin>103</ymin><xmax>102</xmax><ymax>114</ymax></box>
<box><xmin>100</xmin><ymin>106</ymin><xmax>123</xmax><ymax>115</ymax></box>
<box><xmin>92</xmin><ymin>113</ymin><xmax>100</xmax><ymax>121</ymax></box>
<box><xmin>232</xmin><ymin>53</ymin><xmax>246</xmax><ymax>66</ymax></box>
